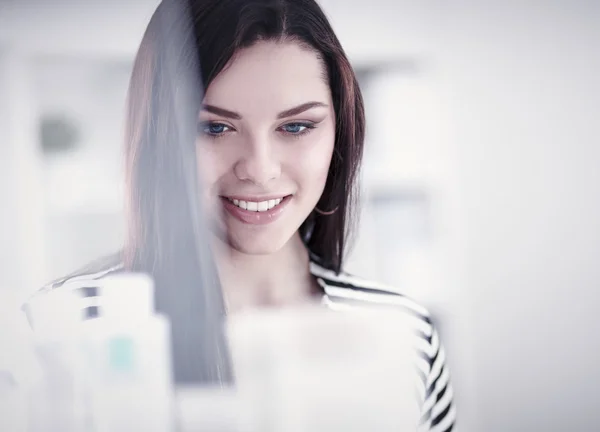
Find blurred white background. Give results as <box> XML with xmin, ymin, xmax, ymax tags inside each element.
<box><xmin>1</xmin><ymin>0</ymin><xmax>599</xmax><ymax>430</ymax></box>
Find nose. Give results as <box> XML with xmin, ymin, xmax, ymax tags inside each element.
<box><xmin>233</xmin><ymin>137</ymin><xmax>281</xmax><ymax>186</ymax></box>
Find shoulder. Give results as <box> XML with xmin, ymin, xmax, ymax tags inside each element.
<box><xmin>310</xmin><ymin>261</ymin><xmax>457</xmax><ymax>430</ymax></box>
<box><xmin>310</xmin><ymin>261</ymin><xmax>439</xmax><ymax>372</ymax></box>
<box><xmin>41</xmin><ymin>252</ymin><xmax>125</xmax><ymax>292</ymax></box>
<box><xmin>310</xmin><ymin>261</ymin><xmax>434</xmax><ymax>329</ymax></box>
<box><xmin>22</xmin><ymin>253</ymin><xmax>124</xmax><ymax>324</ymax></box>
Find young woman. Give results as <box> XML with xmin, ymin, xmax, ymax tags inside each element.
<box><xmin>29</xmin><ymin>0</ymin><xmax>455</xmax><ymax>429</ymax></box>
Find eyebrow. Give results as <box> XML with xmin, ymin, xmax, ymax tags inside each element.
<box><xmin>202</xmin><ymin>104</ymin><xmax>241</xmax><ymax>119</ymax></box>
<box><xmin>277</xmin><ymin>101</ymin><xmax>328</xmax><ymax>119</ymax></box>
<box><xmin>201</xmin><ymin>101</ymin><xmax>328</xmax><ymax>120</ymax></box>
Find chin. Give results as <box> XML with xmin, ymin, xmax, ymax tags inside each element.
<box><xmin>208</xmin><ymin>213</ymin><xmax>299</xmax><ymax>255</ymax></box>
<box><xmin>227</xmin><ymin>235</ymin><xmax>289</xmax><ymax>255</ymax></box>
<box><xmin>223</xmin><ymin>220</ymin><xmax>299</xmax><ymax>255</ymax></box>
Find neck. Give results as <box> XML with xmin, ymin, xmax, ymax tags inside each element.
<box><xmin>212</xmin><ymin>233</ymin><xmax>319</xmax><ymax>313</ymax></box>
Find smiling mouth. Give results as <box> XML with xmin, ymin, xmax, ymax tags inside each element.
<box><xmin>224</xmin><ymin>196</ymin><xmax>289</xmax><ymax>212</ymax></box>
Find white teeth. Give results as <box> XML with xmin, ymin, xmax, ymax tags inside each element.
<box><xmin>228</xmin><ymin>197</ymin><xmax>285</xmax><ymax>212</ymax></box>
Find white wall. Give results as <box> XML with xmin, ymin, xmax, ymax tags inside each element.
<box><xmin>435</xmin><ymin>1</ymin><xmax>600</xmax><ymax>430</ymax></box>
<box><xmin>0</xmin><ymin>49</ymin><xmax>46</xmax><ymax>297</ymax></box>
<box><xmin>36</xmin><ymin>57</ymin><xmax>130</xmax><ymax>281</ymax></box>
<box><xmin>0</xmin><ymin>0</ymin><xmax>159</xmax><ymax>59</ymax></box>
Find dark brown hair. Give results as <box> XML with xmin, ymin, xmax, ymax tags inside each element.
<box><xmin>124</xmin><ymin>0</ymin><xmax>365</xmax><ymax>384</ymax></box>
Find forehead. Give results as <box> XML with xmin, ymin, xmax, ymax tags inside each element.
<box><xmin>203</xmin><ymin>41</ymin><xmax>331</xmax><ymax>116</ymax></box>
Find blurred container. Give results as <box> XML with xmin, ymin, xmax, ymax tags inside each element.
<box><xmin>82</xmin><ymin>273</ymin><xmax>175</xmax><ymax>432</ymax></box>
<box><xmin>226</xmin><ymin>303</ymin><xmax>421</xmax><ymax>432</ymax></box>
<box><xmin>175</xmin><ymin>386</ymin><xmax>241</xmax><ymax>432</ymax></box>
<box><xmin>0</xmin><ymin>291</ymin><xmax>44</xmax><ymax>432</ymax></box>
<box><xmin>0</xmin><ymin>376</ymin><xmax>28</xmax><ymax>432</ymax></box>
<box><xmin>26</xmin><ymin>289</ymin><xmax>88</xmax><ymax>432</ymax></box>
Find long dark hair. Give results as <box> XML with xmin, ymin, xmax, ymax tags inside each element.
<box><xmin>123</xmin><ymin>0</ymin><xmax>365</xmax><ymax>384</ymax></box>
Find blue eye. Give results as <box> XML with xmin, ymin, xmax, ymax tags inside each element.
<box><xmin>280</xmin><ymin>122</ymin><xmax>315</xmax><ymax>136</ymax></box>
<box><xmin>199</xmin><ymin>122</ymin><xmax>231</xmax><ymax>136</ymax></box>
<box><xmin>282</xmin><ymin>123</ymin><xmax>306</xmax><ymax>134</ymax></box>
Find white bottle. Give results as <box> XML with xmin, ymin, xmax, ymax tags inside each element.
<box><xmin>0</xmin><ymin>291</ymin><xmax>44</xmax><ymax>432</ymax></box>
<box><xmin>25</xmin><ymin>289</ymin><xmax>88</xmax><ymax>432</ymax></box>
<box><xmin>82</xmin><ymin>273</ymin><xmax>175</xmax><ymax>432</ymax></box>
<box><xmin>227</xmin><ymin>304</ymin><xmax>421</xmax><ymax>432</ymax></box>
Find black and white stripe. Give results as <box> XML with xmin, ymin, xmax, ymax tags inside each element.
<box><xmin>27</xmin><ymin>259</ymin><xmax>456</xmax><ymax>431</ymax></box>
<box><xmin>310</xmin><ymin>262</ymin><xmax>456</xmax><ymax>432</ymax></box>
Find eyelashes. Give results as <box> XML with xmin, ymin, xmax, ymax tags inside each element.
<box><xmin>201</xmin><ymin>122</ymin><xmax>230</xmax><ymax>135</ymax></box>
<box><xmin>278</xmin><ymin>122</ymin><xmax>316</xmax><ymax>137</ymax></box>
<box><xmin>196</xmin><ymin>122</ymin><xmax>232</xmax><ymax>140</ymax></box>
<box><xmin>197</xmin><ymin>121</ymin><xmax>318</xmax><ymax>141</ymax></box>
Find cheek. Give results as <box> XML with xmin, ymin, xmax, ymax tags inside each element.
<box><xmin>195</xmin><ymin>145</ymin><xmax>230</xmax><ymax>216</ymax></box>
<box><xmin>196</xmin><ymin>152</ymin><xmax>217</xmax><ymax>187</ymax></box>
<box><xmin>291</xmin><ymin>130</ymin><xmax>335</xmax><ymax>190</ymax></box>
<box><xmin>196</xmin><ymin>143</ymin><xmax>231</xmax><ymax>190</ymax></box>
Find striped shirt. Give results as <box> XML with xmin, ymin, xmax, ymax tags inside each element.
<box><xmin>26</xmin><ymin>258</ymin><xmax>456</xmax><ymax>432</ymax></box>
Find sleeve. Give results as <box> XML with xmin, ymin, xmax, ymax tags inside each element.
<box><xmin>418</xmin><ymin>325</ymin><xmax>457</xmax><ymax>432</ymax></box>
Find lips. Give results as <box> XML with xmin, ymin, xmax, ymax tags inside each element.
<box><xmin>220</xmin><ymin>195</ymin><xmax>292</xmax><ymax>225</ymax></box>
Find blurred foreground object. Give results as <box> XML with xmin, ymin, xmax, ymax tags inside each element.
<box><xmin>17</xmin><ymin>280</ymin><xmax>423</xmax><ymax>431</ymax></box>
<box><xmin>175</xmin><ymin>386</ymin><xmax>240</xmax><ymax>432</ymax></box>
<box><xmin>0</xmin><ymin>290</ymin><xmax>43</xmax><ymax>432</ymax></box>
<box><xmin>227</xmin><ymin>304</ymin><xmax>421</xmax><ymax>432</ymax></box>
<box><xmin>81</xmin><ymin>273</ymin><xmax>174</xmax><ymax>432</ymax></box>
<box><xmin>24</xmin><ymin>289</ymin><xmax>87</xmax><ymax>432</ymax></box>
<box><xmin>23</xmin><ymin>274</ymin><xmax>175</xmax><ymax>432</ymax></box>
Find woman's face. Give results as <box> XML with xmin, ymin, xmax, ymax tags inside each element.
<box><xmin>196</xmin><ymin>41</ymin><xmax>336</xmax><ymax>255</ymax></box>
